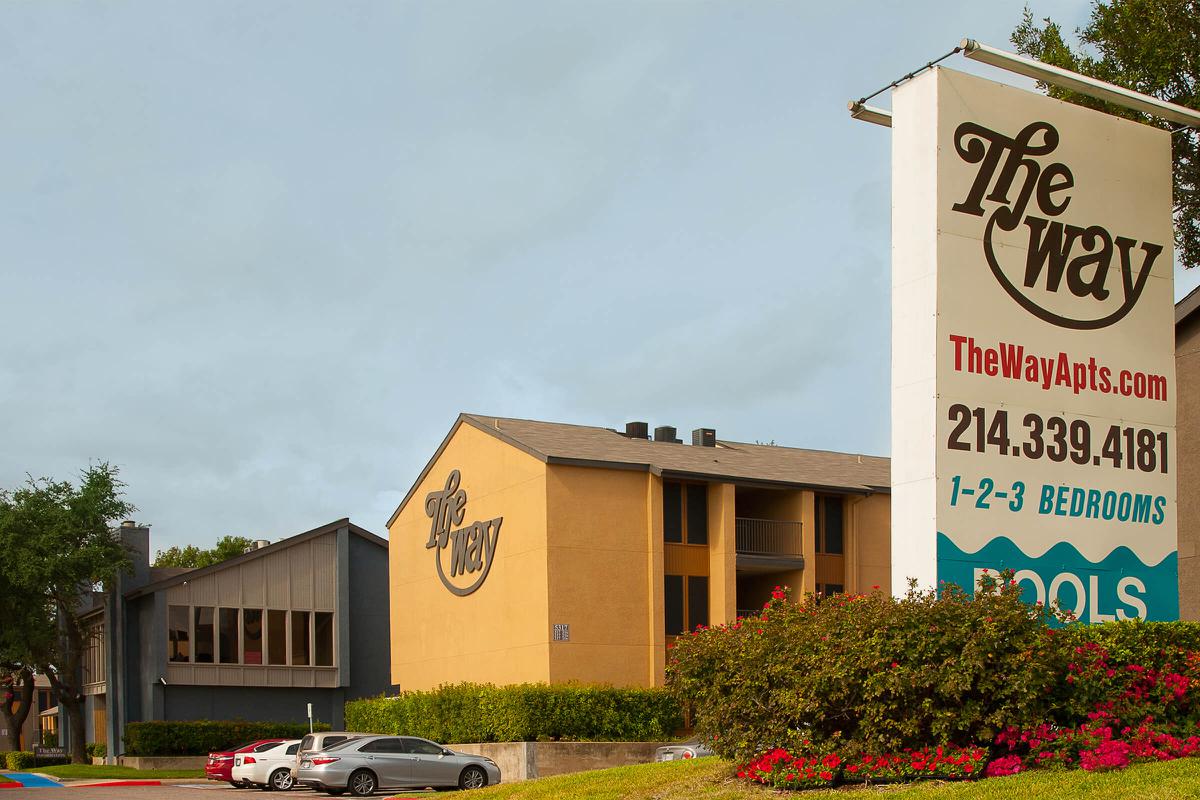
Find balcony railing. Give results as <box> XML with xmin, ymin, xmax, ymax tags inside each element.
<box><xmin>735</xmin><ymin>517</ymin><xmax>803</xmax><ymax>557</ymax></box>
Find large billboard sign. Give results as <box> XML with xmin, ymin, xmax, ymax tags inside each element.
<box><xmin>891</xmin><ymin>68</ymin><xmax>1178</xmax><ymax>622</ymax></box>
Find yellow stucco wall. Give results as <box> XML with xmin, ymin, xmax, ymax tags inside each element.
<box><xmin>389</xmin><ymin>422</ymin><xmax>550</xmax><ymax>689</ymax></box>
<box><xmin>544</xmin><ymin>464</ymin><xmax>659</xmax><ymax>687</ymax></box>
<box><xmin>852</xmin><ymin>494</ymin><xmax>892</xmax><ymax>595</ymax></box>
<box><xmin>708</xmin><ymin>483</ymin><xmax>737</xmax><ymax>626</ymax></box>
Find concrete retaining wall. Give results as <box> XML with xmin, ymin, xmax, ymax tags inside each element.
<box><xmin>120</xmin><ymin>742</ymin><xmax>665</xmax><ymax>781</ymax></box>
<box><xmin>451</xmin><ymin>741</ymin><xmax>667</xmax><ymax>782</ymax></box>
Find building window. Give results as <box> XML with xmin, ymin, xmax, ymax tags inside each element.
<box><xmin>244</xmin><ymin>609</ymin><xmax>263</xmax><ymax>665</ymax></box>
<box><xmin>816</xmin><ymin>496</ymin><xmax>844</xmax><ymax>555</ymax></box>
<box><xmin>194</xmin><ymin>607</ymin><xmax>215</xmax><ymax>663</ymax></box>
<box><xmin>82</xmin><ymin>623</ymin><xmax>105</xmax><ymax>685</ymax></box>
<box><xmin>664</xmin><ymin>574</ymin><xmax>709</xmax><ymax>636</ymax></box>
<box><xmin>166</xmin><ymin>604</ymin><xmax>334</xmax><ymax>668</ymax></box>
<box><xmin>314</xmin><ymin>612</ymin><xmax>334</xmax><ymax>667</ymax></box>
<box><xmin>168</xmin><ymin>605</ymin><xmax>190</xmax><ymax>663</ymax></box>
<box><xmin>663</xmin><ymin>483</ymin><xmax>682</xmax><ymax>543</ymax></box>
<box><xmin>267</xmin><ymin>609</ymin><xmax>288</xmax><ymax>665</ymax></box>
<box><xmin>816</xmin><ymin>582</ymin><xmax>844</xmax><ymax>599</ymax></box>
<box><xmin>663</xmin><ymin>481</ymin><xmax>709</xmax><ymax>545</ymax></box>
<box><xmin>291</xmin><ymin>611</ymin><xmax>311</xmax><ymax>666</ymax></box>
<box><xmin>218</xmin><ymin>608</ymin><xmax>240</xmax><ymax>664</ymax></box>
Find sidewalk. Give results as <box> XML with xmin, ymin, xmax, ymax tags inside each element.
<box><xmin>1</xmin><ymin>773</ymin><xmax>205</xmax><ymax>789</ymax></box>
<box><xmin>0</xmin><ymin>772</ymin><xmax>64</xmax><ymax>788</ymax></box>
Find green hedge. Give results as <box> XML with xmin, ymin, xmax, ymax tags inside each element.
<box><xmin>85</xmin><ymin>742</ymin><xmax>107</xmax><ymax>759</ymax></box>
<box><xmin>5</xmin><ymin>750</ymin><xmax>69</xmax><ymax>769</ymax></box>
<box><xmin>6</xmin><ymin>752</ymin><xmax>34</xmax><ymax>770</ymax></box>
<box><xmin>123</xmin><ymin>720</ymin><xmax>328</xmax><ymax>756</ymax></box>
<box><xmin>346</xmin><ymin>683</ymin><xmax>683</xmax><ymax>743</ymax></box>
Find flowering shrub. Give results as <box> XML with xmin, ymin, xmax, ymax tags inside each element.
<box><xmin>679</xmin><ymin>574</ymin><xmax>1200</xmax><ymax>790</ymax></box>
<box><xmin>739</xmin><ymin>743</ymin><xmax>985</xmax><ymax>788</ymax></box>
<box><xmin>740</xmin><ymin>748</ymin><xmax>840</xmax><ymax>789</ymax></box>
<box><xmin>668</xmin><ymin>578</ymin><xmax>1063</xmax><ymax>761</ymax></box>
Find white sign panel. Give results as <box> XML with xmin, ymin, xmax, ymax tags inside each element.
<box><xmin>891</xmin><ymin>68</ymin><xmax>1177</xmax><ymax>621</ymax></box>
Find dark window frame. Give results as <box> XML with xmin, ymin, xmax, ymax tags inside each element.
<box><xmin>218</xmin><ymin>607</ymin><xmax>240</xmax><ymax>664</ymax></box>
<box><xmin>664</xmin><ymin>573</ymin><xmax>709</xmax><ymax>636</ymax></box>
<box><xmin>663</xmin><ymin>480</ymin><xmax>709</xmax><ymax>546</ymax></box>
<box><xmin>314</xmin><ymin>611</ymin><xmax>334</xmax><ymax>667</ymax></box>
<box><xmin>167</xmin><ymin>605</ymin><xmax>190</xmax><ymax>663</ymax></box>
<box><xmin>291</xmin><ymin>610</ymin><xmax>311</xmax><ymax>666</ymax></box>
<box><xmin>267</xmin><ymin>609</ymin><xmax>288</xmax><ymax>666</ymax></box>
<box><xmin>243</xmin><ymin>608</ymin><xmax>264</xmax><ymax>665</ymax></box>
<box><xmin>815</xmin><ymin>495</ymin><xmax>845</xmax><ymax>555</ymax></box>
<box><xmin>193</xmin><ymin>607</ymin><xmax>215</xmax><ymax>664</ymax></box>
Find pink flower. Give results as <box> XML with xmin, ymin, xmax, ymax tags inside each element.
<box><xmin>984</xmin><ymin>755</ymin><xmax>1024</xmax><ymax>777</ymax></box>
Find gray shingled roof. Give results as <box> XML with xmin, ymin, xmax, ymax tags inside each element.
<box><xmin>390</xmin><ymin>413</ymin><xmax>890</xmax><ymax>527</ymax></box>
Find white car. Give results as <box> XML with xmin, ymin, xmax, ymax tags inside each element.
<box><xmin>232</xmin><ymin>739</ymin><xmax>303</xmax><ymax>791</ymax></box>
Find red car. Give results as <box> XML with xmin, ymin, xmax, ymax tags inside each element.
<box><xmin>206</xmin><ymin>739</ymin><xmax>288</xmax><ymax>786</ymax></box>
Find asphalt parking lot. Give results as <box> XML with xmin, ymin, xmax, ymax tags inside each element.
<box><xmin>0</xmin><ymin>783</ymin><xmax>440</xmax><ymax>799</ymax></box>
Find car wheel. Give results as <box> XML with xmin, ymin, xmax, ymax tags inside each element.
<box><xmin>458</xmin><ymin>766</ymin><xmax>488</xmax><ymax>790</ymax></box>
<box><xmin>348</xmin><ymin>769</ymin><xmax>377</xmax><ymax>797</ymax></box>
<box><xmin>268</xmin><ymin>768</ymin><xmax>295</xmax><ymax>791</ymax></box>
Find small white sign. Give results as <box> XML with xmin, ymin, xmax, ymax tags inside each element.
<box><xmin>552</xmin><ymin>624</ymin><xmax>570</xmax><ymax>642</ymax></box>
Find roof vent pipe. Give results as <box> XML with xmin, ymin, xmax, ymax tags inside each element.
<box><xmin>120</xmin><ymin>520</ymin><xmax>137</xmax><ymax>528</ymax></box>
<box><xmin>254</xmin><ymin>539</ymin><xmax>270</xmax><ymax>550</ymax></box>
<box><xmin>692</xmin><ymin>428</ymin><xmax>717</xmax><ymax>447</ymax></box>
<box><xmin>625</xmin><ymin>421</ymin><xmax>649</xmax><ymax>439</ymax></box>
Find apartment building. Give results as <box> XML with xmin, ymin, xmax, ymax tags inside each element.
<box><xmin>388</xmin><ymin>414</ymin><xmax>890</xmax><ymax>690</ymax></box>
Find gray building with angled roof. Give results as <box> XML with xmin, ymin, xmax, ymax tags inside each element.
<box><xmin>77</xmin><ymin>518</ymin><xmax>391</xmax><ymax>759</ymax></box>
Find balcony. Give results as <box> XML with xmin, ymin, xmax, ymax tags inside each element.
<box><xmin>735</xmin><ymin>517</ymin><xmax>804</xmax><ymax>572</ymax></box>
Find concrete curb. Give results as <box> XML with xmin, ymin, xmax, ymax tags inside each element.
<box><xmin>58</xmin><ymin>778</ymin><xmax>203</xmax><ymax>787</ymax></box>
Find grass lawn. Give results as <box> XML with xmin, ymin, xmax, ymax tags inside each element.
<box><xmin>452</xmin><ymin>756</ymin><xmax>1200</xmax><ymax>800</ymax></box>
<box><xmin>14</xmin><ymin>764</ymin><xmax>203</xmax><ymax>780</ymax></box>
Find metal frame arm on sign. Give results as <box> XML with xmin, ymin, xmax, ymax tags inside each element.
<box><xmin>848</xmin><ymin>38</ymin><xmax>1200</xmax><ymax>130</ymax></box>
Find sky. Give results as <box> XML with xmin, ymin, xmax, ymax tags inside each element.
<box><xmin>3</xmin><ymin>0</ymin><xmax>1190</xmax><ymax>552</ymax></box>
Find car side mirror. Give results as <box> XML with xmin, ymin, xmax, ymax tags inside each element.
<box><xmin>442</xmin><ymin>749</ymin><xmax>453</xmax><ymax>757</ymax></box>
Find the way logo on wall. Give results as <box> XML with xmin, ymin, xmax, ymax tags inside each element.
<box><xmin>950</xmin><ymin>120</ymin><xmax>1165</xmax><ymax>330</ymax></box>
<box><xmin>424</xmin><ymin>470</ymin><xmax>502</xmax><ymax>596</ymax></box>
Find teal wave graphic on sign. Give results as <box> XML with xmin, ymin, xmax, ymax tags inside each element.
<box><xmin>937</xmin><ymin>533</ymin><xmax>1178</xmax><ymax>623</ymax></box>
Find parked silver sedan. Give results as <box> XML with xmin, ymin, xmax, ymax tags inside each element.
<box><xmin>296</xmin><ymin>734</ymin><xmax>501</xmax><ymax>795</ymax></box>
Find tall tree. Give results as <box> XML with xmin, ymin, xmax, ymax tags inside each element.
<box><xmin>0</xmin><ymin>464</ymin><xmax>134</xmax><ymax>763</ymax></box>
<box><xmin>1012</xmin><ymin>0</ymin><xmax>1200</xmax><ymax>269</ymax></box>
<box><xmin>153</xmin><ymin>535</ymin><xmax>255</xmax><ymax>569</ymax></box>
<box><xmin>0</xmin><ymin>668</ymin><xmax>35</xmax><ymax>751</ymax></box>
